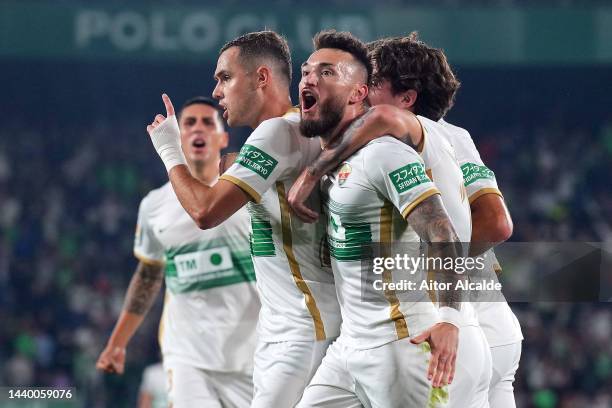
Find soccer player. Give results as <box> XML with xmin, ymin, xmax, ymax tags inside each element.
<box><xmin>440</xmin><ymin>121</ymin><xmax>522</xmax><ymax>408</ymax></box>
<box><xmin>147</xmin><ymin>32</ymin><xmax>342</xmax><ymax>407</ymax></box>
<box><xmin>290</xmin><ymin>33</ymin><xmax>521</xmax><ymax>408</ymax></box>
<box><xmin>97</xmin><ymin>97</ymin><xmax>259</xmax><ymax>408</ymax></box>
<box><xmin>295</xmin><ymin>30</ymin><xmax>462</xmax><ymax>408</ymax></box>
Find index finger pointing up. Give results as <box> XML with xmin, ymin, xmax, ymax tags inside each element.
<box><xmin>162</xmin><ymin>93</ymin><xmax>175</xmax><ymax>116</ymax></box>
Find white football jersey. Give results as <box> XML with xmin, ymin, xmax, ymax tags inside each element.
<box><xmin>134</xmin><ymin>182</ymin><xmax>259</xmax><ymax>372</ymax></box>
<box><xmin>418</xmin><ymin>115</ymin><xmax>478</xmax><ymax>327</ymax></box>
<box><xmin>322</xmin><ymin>137</ymin><xmax>441</xmax><ymax>350</ymax></box>
<box><xmin>220</xmin><ymin>109</ymin><xmax>341</xmax><ymax>342</ymax></box>
<box><xmin>440</xmin><ymin>119</ymin><xmax>523</xmax><ymax>346</ymax></box>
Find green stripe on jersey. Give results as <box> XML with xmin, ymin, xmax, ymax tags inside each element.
<box><xmin>247</xmin><ymin>202</ymin><xmax>276</xmax><ymax>257</ymax></box>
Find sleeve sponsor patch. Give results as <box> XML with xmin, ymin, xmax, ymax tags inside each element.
<box><xmin>235</xmin><ymin>144</ymin><xmax>278</xmax><ymax>180</ymax></box>
<box><xmin>461</xmin><ymin>162</ymin><xmax>496</xmax><ymax>186</ymax></box>
<box><xmin>388</xmin><ymin>162</ymin><xmax>431</xmax><ymax>194</ymax></box>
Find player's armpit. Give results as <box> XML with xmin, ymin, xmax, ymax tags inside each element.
<box><xmin>168</xmin><ymin>165</ymin><xmax>250</xmax><ymax>230</ymax></box>
<box><xmin>469</xmin><ymin>192</ymin><xmax>513</xmax><ymax>256</ymax></box>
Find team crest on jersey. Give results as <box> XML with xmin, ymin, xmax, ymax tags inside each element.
<box><xmin>338</xmin><ymin>163</ymin><xmax>352</xmax><ymax>185</ymax></box>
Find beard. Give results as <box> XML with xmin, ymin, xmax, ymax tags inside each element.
<box><xmin>300</xmin><ymin>95</ymin><xmax>345</xmax><ymax>138</ymax></box>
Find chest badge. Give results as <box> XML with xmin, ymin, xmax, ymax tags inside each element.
<box><xmin>338</xmin><ymin>162</ymin><xmax>352</xmax><ymax>186</ymax></box>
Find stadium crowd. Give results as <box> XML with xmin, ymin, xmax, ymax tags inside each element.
<box><xmin>1</xmin><ymin>108</ymin><xmax>611</xmax><ymax>407</ymax></box>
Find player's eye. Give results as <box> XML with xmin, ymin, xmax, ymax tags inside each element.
<box><xmin>301</xmin><ymin>70</ymin><xmax>309</xmax><ymax>77</ymax></box>
<box><xmin>322</xmin><ymin>69</ymin><xmax>333</xmax><ymax>76</ymax></box>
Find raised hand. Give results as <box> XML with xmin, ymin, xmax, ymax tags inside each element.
<box><xmin>146</xmin><ymin>94</ymin><xmax>185</xmax><ymax>172</ymax></box>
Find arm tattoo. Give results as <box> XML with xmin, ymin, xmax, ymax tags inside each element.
<box><xmin>308</xmin><ymin>109</ymin><xmax>376</xmax><ymax>177</ymax></box>
<box><xmin>124</xmin><ymin>262</ymin><xmax>164</xmax><ymax>315</ymax></box>
<box><xmin>406</xmin><ymin>195</ymin><xmax>464</xmax><ymax>311</ymax></box>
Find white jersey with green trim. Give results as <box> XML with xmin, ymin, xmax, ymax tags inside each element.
<box><xmin>133</xmin><ymin>182</ymin><xmax>259</xmax><ymax>372</ymax></box>
<box><xmin>439</xmin><ymin>119</ymin><xmax>523</xmax><ymax>346</ymax></box>
<box><xmin>322</xmin><ymin>136</ymin><xmax>441</xmax><ymax>350</ymax></box>
<box><xmin>418</xmin><ymin>115</ymin><xmax>478</xmax><ymax>327</ymax></box>
<box><xmin>219</xmin><ymin>110</ymin><xmax>341</xmax><ymax>343</ymax></box>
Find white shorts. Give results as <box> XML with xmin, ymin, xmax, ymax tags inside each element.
<box><xmin>164</xmin><ymin>361</ymin><xmax>253</xmax><ymax>408</ymax></box>
<box><xmin>449</xmin><ymin>326</ymin><xmax>492</xmax><ymax>408</ymax></box>
<box><xmin>297</xmin><ymin>336</ymin><xmax>449</xmax><ymax>408</ymax></box>
<box><xmin>489</xmin><ymin>341</ymin><xmax>522</xmax><ymax>408</ymax></box>
<box><xmin>251</xmin><ymin>338</ymin><xmax>334</xmax><ymax>408</ymax></box>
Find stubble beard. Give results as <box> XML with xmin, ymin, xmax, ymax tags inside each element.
<box><xmin>300</xmin><ymin>96</ymin><xmax>345</xmax><ymax>139</ymax></box>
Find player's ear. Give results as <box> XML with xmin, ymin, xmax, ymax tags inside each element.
<box><xmin>349</xmin><ymin>84</ymin><xmax>368</xmax><ymax>105</ymax></box>
<box><xmin>399</xmin><ymin>89</ymin><xmax>417</xmax><ymax>110</ymax></box>
<box><xmin>255</xmin><ymin>66</ymin><xmax>271</xmax><ymax>89</ymax></box>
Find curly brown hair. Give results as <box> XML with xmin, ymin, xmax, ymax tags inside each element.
<box><xmin>367</xmin><ymin>32</ymin><xmax>460</xmax><ymax>121</ymax></box>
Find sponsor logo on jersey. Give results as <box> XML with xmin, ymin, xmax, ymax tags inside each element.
<box><xmin>338</xmin><ymin>162</ymin><xmax>352</xmax><ymax>185</ymax></box>
<box><xmin>461</xmin><ymin>162</ymin><xmax>496</xmax><ymax>186</ymax></box>
<box><xmin>388</xmin><ymin>162</ymin><xmax>431</xmax><ymax>194</ymax></box>
<box><xmin>174</xmin><ymin>246</ymin><xmax>234</xmax><ymax>278</ymax></box>
<box><xmin>235</xmin><ymin>144</ymin><xmax>278</xmax><ymax>180</ymax></box>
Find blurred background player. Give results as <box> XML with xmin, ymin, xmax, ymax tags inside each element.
<box><xmin>138</xmin><ymin>361</ymin><xmax>168</xmax><ymax>408</ymax></box>
<box><xmin>97</xmin><ymin>97</ymin><xmax>259</xmax><ymax>408</ymax></box>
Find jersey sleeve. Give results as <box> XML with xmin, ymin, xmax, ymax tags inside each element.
<box><xmin>364</xmin><ymin>138</ymin><xmax>440</xmax><ymax>219</ymax></box>
<box><xmin>133</xmin><ymin>196</ymin><xmax>165</xmax><ymax>265</ymax></box>
<box><xmin>219</xmin><ymin>118</ymin><xmax>297</xmax><ymax>203</ymax></box>
<box><xmin>451</xmin><ymin>129</ymin><xmax>503</xmax><ymax>203</ymax></box>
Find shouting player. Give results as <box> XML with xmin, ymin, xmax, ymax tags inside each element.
<box><xmin>98</xmin><ymin>97</ymin><xmax>259</xmax><ymax>408</ymax></box>
<box><xmin>295</xmin><ymin>30</ymin><xmax>462</xmax><ymax>408</ymax></box>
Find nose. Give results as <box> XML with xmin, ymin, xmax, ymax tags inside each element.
<box><xmin>212</xmin><ymin>82</ymin><xmax>222</xmax><ymax>100</ymax></box>
<box><xmin>301</xmin><ymin>71</ymin><xmax>318</xmax><ymax>87</ymax></box>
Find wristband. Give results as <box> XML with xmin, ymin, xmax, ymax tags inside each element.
<box><xmin>150</xmin><ymin>115</ymin><xmax>186</xmax><ymax>172</ymax></box>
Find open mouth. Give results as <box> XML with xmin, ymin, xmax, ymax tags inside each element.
<box><xmin>192</xmin><ymin>139</ymin><xmax>206</xmax><ymax>149</ymax></box>
<box><xmin>301</xmin><ymin>90</ymin><xmax>318</xmax><ymax>112</ymax></box>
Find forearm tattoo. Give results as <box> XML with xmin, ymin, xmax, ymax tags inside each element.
<box><xmin>124</xmin><ymin>262</ymin><xmax>164</xmax><ymax>315</ymax></box>
<box><xmin>407</xmin><ymin>195</ymin><xmax>464</xmax><ymax>311</ymax></box>
<box><xmin>308</xmin><ymin>109</ymin><xmax>376</xmax><ymax>177</ymax></box>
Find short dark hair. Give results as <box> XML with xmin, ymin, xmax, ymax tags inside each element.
<box><xmin>367</xmin><ymin>32</ymin><xmax>461</xmax><ymax>121</ymax></box>
<box><xmin>313</xmin><ymin>30</ymin><xmax>372</xmax><ymax>84</ymax></box>
<box><xmin>220</xmin><ymin>31</ymin><xmax>292</xmax><ymax>84</ymax></box>
<box><xmin>180</xmin><ymin>96</ymin><xmax>224</xmax><ymax>128</ymax></box>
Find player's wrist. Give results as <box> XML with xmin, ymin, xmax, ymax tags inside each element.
<box><xmin>438</xmin><ymin>306</ymin><xmax>463</xmax><ymax>329</ymax></box>
<box><xmin>150</xmin><ymin>115</ymin><xmax>186</xmax><ymax>172</ymax></box>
